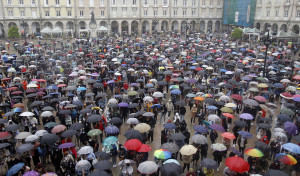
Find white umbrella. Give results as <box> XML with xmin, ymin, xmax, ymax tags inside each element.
<box><xmin>225</xmin><ymin>103</ymin><xmax>237</xmax><ymax>108</ymax></box>
<box><xmin>126</xmin><ymin>118</ymin><xmax>139</xmax><ymax>125</ymax></box>
<box><xmin>143</xmin><ymin>96</ymin><xmax>154</xmax><ymax>102</ymax></box>
<box><xmin>273</xmin><ymin>132</ymin><xmax>287</xmax><ymax>142</ymax></box>
<box><xmin>208</xmin><ymin>114</ymin><xmax>221</xmax><ymax>122</ymax></box>
<box><xmin>20</xmin><ymin>112</ymin><xmax>35</xmax><ymax>117</ymax></box>
<box><xmin>25</xmin><ymin>135</ymin><xmax>39</xmax><ymax>142</ymax></box>
<box><xmin>280</xmin><ymin>79</ymin><xmax>290</xmax><ymax>83</ymax></box>
<box><xmin>27</xmin><ymin>84</ymin><xmax>38</xmax><ymax>88</ymax></box>
<box><xmin>273</xmin><ymin>128</ymin><xmax>285</xmax><ymax>134</ymax></box>
<box><xmin>152</xmin><ymin>92</ymin><xmax>164</xmax><ymax>98</ymax></box>
<box><xmin>138</xmin><ymin>161</ymin><xmax>158</xmax><ymax>175</ymax></box>
<box><xmin>15</xmin><ymin>132</ymin><xmax>32</xmax><ymax>140</ymax></box>
<box><xmin>78</xmin><ymin>146</ymin><xmax>93</xmax><ymax>155</ymax></box>
<box><xmin>108</xmin><ymin>98</ymin><xmax>118</xmax><ymax>104</ymax></box>
<box><xmin>7</xmin><ymin>68</ymin><xmax>16</xmax><ymax>73</ymax></box>
<box><xmin>192</xmin><ymin>134</ymin><xmax>208</xmax><ymax>144</ymax></box>
<box><xmin>13</xmin><ymin>77</ymin><xmax>22</xmax><ymax>81</ymax></box>
<box><xmin>41</xmin><ymin>111</ymin><xmax>53</xmax><ymax>117</ymax></box>
<box><xmin>75</xmin><ymin>160</ymin><xmax>91</xmax><ymax>171</ymax></box>
<box><xmin>149</xmin><ymin>79</ymin><xmax>157</xmax><ymax>83</ymax></box>
<box><xmin>219</xmin><ymin>95</ymin><xmax>230</xmax><ymax>102</ymax></box>
<box><xmin>35</xmin><ymin>130</ymin><xmax>48</xmax><ymax>137</ymax></box>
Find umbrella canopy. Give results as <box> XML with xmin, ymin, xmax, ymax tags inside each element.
<box><xmin>75</xmin><ymin>160</ymin><xmax>91</xmax><ymax>171</ymax></box>
<box><xmin>25</xmin><ymin>135</ymin><xmax>39</xmax><ymax>142</ymax></box>
<box><xmin>161</xmin><ymin>163</ymin><xmax>183</xmax><ymax>176</ymax></box>
<box><xmin>126</xmin><ymin>118</ymin><xmax>139</xmax><ymax>125</ymax></box>
<box><xmin>15</xmin><ymin>132</ymin><xmax>32</xmax><ymax>140</ymax></box>
<box><xmin>124</xmin><ymin>129</ymin><xmax>143</xmax><ymax>141</ymax></box>
<box><xmin>58</xmin><ymin>142</ymin><xmax>75</xmax><ymax>149</ymax></box>
<box><xmin>40</xmin><ymin>133</ymin><xmax>59</xmax><ymax>145</ymax></box>
<box><xmin>35</xmin><ymin>130</ymin><xmax>48</xmax><ymax>137</ymax></box>
<box><xmin>170</xmin><ymin>133</ymin><xmax>186</xmax><ymax>140</ymax></box>
<box><xmin>61</xmin><ymin>130</ymin><xmax>77</xmax><ymax>138</ymax></box>
<box><xmin>104</xmin><ymin>125</ymin><xmax>119</xmax><ymax>134</ymax></box>
<box><xmin>210</xmin><ymin>124</ymin><xmax>226</xmax><ymax>132</ymax></box>
<box><xmin>103</xmin><ymin>136</ymin><xmax>118</xmax><ymax>146</ymax></box>
<box><xmin>78</xmin><ymin>146</ymin><xmax>93</xmax><ymax>155</ymax></box>
<box><xmin>16</xmin><ymin>143</ymin><xmax>34</xmax><ymax>154</ymax></box>
<box><xmin>134</xmin><ymin>123</ymin><xmax>151</xmax><ymax>133</ymax></box>
<box><xmin>138</xmin><ymin>161</ymin><xmax>158</xmax><ymax>175</ymax></box>
<box><xmin>211</xmin><ymin>143</ymin><xmax>227</xmax><ymax>151</ymax></box>
<box><xmin>88</xmin><ymin>129</ymin><xmax>102</xmax><ymax>136</ymax></box>
<box><xmin>201</xmin><ymin>158</ymin><xmax>218</xmax><ymax>169</ymax></box>
<box><xmin>221</xmin><ymin>132</ymin><xmax>236</xmax><ymax>139</ymax></box>
<box><xmin>51</xmin><ymin>125</ymin><xmax>66</xmax><ymax>133</ymax></box>
<box><xmin>94</xmin><ymin>152</ymin><xmax>111</xmax><ymax>160</ymax></box>
<box><xmin>124</xmin><ymin>139</ymin><xmax>142</xmax><ymax>151</ymax></box>
<box><xmin>191</xmin><ymin>134</ymin><xmax>208</xmax><ymax>144</ymax></box>
<box><xmin>6</xmin><ymin>163</ymin><xmax>25</xmax><ymax>176</ymax></box>
<box><xmin>284</xmin><ymin>121</ymin><xmax>298</xmax><ymax>135</ymax></box>
<box><xmin>225</xmin><ymin>156</ymin><xmax>250</xmax><ymax>173</ymax></box>
<box><xmin>160</xmin><ymin>142</ymin><xmax>179</xmax><ymax>153</ymax></box>
<box><xmin>282</xmin><ymin>143</ymin><xmax>300</xmax><ymax>154</ymax></box>
<box><xmin>154</xmin><ymin>149</ymin><xmax>172</xmax><ymax>159</ymax></box>
<box><xmin>23</xmin><ymin>171</ymin><xmax>39</xmax><ymax>176</ymax></box>
<box><xmin>245</xmin><ymin>148</ymin><xmax>264</xmax><ymax>157</ymax></box>
<box><xmin>93</xmin><ymin>160</ymin><xmax>113</xmax><ymax>170</ymax></box>
<box><xmin>179</xmin><ymin>145</ymin><xmax>197</xmax><ymax>155</ymax></box>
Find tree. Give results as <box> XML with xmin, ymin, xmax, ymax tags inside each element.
<box><xmin>231</xmin><ymin>28</ymin><xmax>243</xmax><ymax>40</ymax></box>
<box><xmin>8</xmin><ymin>25</ymin><xmax>20</xmax><ymax>38</ymax></box>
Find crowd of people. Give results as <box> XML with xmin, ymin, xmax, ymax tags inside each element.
<box><xmin>0</xmin><ymin>31</ymin><xmax>299</xmax><ymax>176</ymax></box>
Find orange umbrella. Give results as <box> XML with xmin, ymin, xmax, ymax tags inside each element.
<box><xmin>194</xmin><ymin>97</ymin><xmax>204</xmax><ymax>101</ymax></box>
<box><xmin>221</xmin><ymin>132</ymin><xmax>236</xmax><ymax>139</ymax></box>
<box><xmin>222</xmin><ymin>113</ymin><xmax>234</xmax><ymax>119</ymax></box>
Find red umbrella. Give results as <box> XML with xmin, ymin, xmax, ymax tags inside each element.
<box><xmin>254</xmin><ymin>96</ymin><xmax>267</xmax><ymax>103</ymax></box>
<box><xmin>11</xmin><ymin>91</ymin><xmax>23</xmax><ymax>95</ymax></box>
<box><xmin>230</xmin><ymin>94</ymin><xmax>243</xmax><ymax>100</ymax></box>
<box><xmin>137</xmin><ymin>144</ymin><xmax>151</xmax><ymax>153</ymax></box>
<box><xmin>7</xmin><ymin>87</ymin><xmax>18</xmax><ymax>91</ymax></box>
<box><xmin>222</xmin><ymin>113</ymin><xmax>234</xmax><ymax>119</ymax></box>
<box><xmin>37</xmin><ymin>79</ymin><xmax>46</xmax><ymax>82</ymax></box>
<box><xmin>51</xmin><ymin>125</ymin><xmax>66</xmax><ymax>134</ymax></box>
<box><xmin>57</xmin><ymin>84</ymin><xmax>66</xmax><ymax>88</ymax></box>
<box><xmin>124</xmin><ymin>139</ymin><xmax>142</xmax><ymax>151</ymax></box>
<box><xmin>225</xmin><ymin>156</ymin><xmax>249</xmax><ymax>173</ymax></box>
<box><xmin>221</xmin><ymin>132</ymin><xmax>236</xmax><ymax>139</ymax></box>
<box><xmin>280</xmin><ymin>92</ymin><xmax>293</xmax><ymax>99</ymax></box>
<box><xmin>0</xmin><ymin>131</ymin><xmax>11</xmax><ymax>140</ymax></box>
<box><xmin>195</xmin><ymin>67</ymin><xmax>203</xmax><ymax>71</ymax></box>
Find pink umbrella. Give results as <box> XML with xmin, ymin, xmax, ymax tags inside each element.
<box><xmin>51</xmin><ymin>125</ymin><xmax>66</xmax><ymax>134</ymax></box>
<box><xmin>280</xmin><ymin>92</ymin><xmax>293</xmax><ymax>99</ymax></box>
<box><xmin>254</xmin><ymin>96</ymin><xmax>267</xmax><ymax>103</ymax></box>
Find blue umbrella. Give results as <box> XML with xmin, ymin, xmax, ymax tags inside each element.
<box><xmin>118</xmin><ymin>102</ymin><xmax>129</xmax><ymax>107</ymax></box>
<box><xmin>6</xmin><ymin>163</ymin><xmax>24</xmax><ymax>176</ymax></box>
<box><xmin>282</xmin><ymin>143</ymin><xmax>300</xmax><ymax>154</ymax></box>
<box><xmin>232</xmin><ymin>52</ymin><xmax>237</xmax><ymax>55</ymax></box>
<box><xmin>107</xmin><ymin>80</ymin><xmax>115</xmax><ymax>84</ymax></box>
<box><xmin>206</xmin><ymin>105</ymin><xmax>218</xmax><ymax>110</ymax></box>
<box><xmin>146</xmin><ymin>83</ymin><xmax>154</xmax><ymax>88</ymax></box>
<box><xmin>103</xmin><ymin>136</ymin><xmax>118</xmax><ymax>146</ymax></box>
<box><xmin>77</xmin><ymin>87</ymin><xmax>87</xmax><ymax>91</ymax></box>
<box><xmin>273</xmin><ymin>83</ymin><xmax>284</xmax><ymax>88</ymax></box>
<box><xmin>193</xmin><ymin>125</ymin><xmax>208</xmax><ymax>134</ymax></box>
<box><xmin>220</xmin><ymin>69</ymin><xmax>227</xmax><ymax>72</ymax></box>
<box><xmin>189</xmin><ymin>66</ymin><xmax>196</xmax><ymax>70</ymax></box>
<box><xmin>294</xmin><ymin>97</ymin><xmax>300</xmax><ymax>102</ymax></box>
<box><xmin>163</xmin><ymin>123</ymin><xmax>177</xmax><ymax>129</ymax></box>
<box><xmin>237</xmin><ymin>131</ymin><xmax>253</xmax><ymax>138</ymax></box>
<box><xmin>47</xmin><ymin>85</ymin><xmax>58</xmax><ymax>90</ymax></box>
<box><xmin>151</xmin><ymin>104</ymin><xmax>162</xmax><ymax>108</ymax></box>
<box><xmin>170</xmin><ymin>89</ymin><xmax>181</xmax><ymax>95</ymax></box>
<box><xmin>240</xmin><ymin>48</ymin><xmax>246</xmax><ymax>51</ymax></box>
<box><xmin>284</xmin><ymin>121</ymin><xmax>298</xmax><ymax>136</ymax></box>
<box><xmin>104</xmin><ymin>125</ymin><xmax>119</xmax><ymax>135</ymax></box>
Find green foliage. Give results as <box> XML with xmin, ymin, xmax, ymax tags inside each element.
<box><xmin>231</xmin><ymin>28</ymin><xmax>243</xmax><ymax>39</ymax></box>
<box><xmin>8</xmin><ymin>25</ymin><xmax>20</xmax><ymax>38</ymax></box>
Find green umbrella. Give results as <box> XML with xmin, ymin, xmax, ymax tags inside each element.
<box><xmin>103</xmin><ymin>136</ymin><xmax>118</xmax><ymax>146</ymax></box>
<box><xmin>127</xmin><ymin>91</ymin><xmax>138</xmax><ymax>96</ymax></box>
<box><xmin>220</xmin><ymin>107</ymin><xmax>234</xmax><ymax>113</ymax></box>
<box><xmin>280</xmin><ymin>108</ymin><xmax>295</xmax><ymax>116</ymax></box>
<box><xmin>44</xmin><ymin>122</ymin><xmax>58</xmax><ymax>128</ymax></box>
<box><xmin>88</xmin><ymin>129</ymin><xmax>102</xmax><ymax>136</ymax></box>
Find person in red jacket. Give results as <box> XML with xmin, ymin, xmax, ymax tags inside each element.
<box><xmin>61</xmin><ymin>137</ymin><xmax>77</xmax><ymax>158</ymax></box>
<box><xmin>123</xmin><ymin>81</ymin><xmax>129</xmax><ymax>92</ymax></box>
<box><xmin>260</xmin><ymin>136</ymin><xmax>269</xmax><ymax>145</ymax></box>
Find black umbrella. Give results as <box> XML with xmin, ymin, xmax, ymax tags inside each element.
<box><xmin>3</xmin><ymin>112</ymin><xmax>14</xmax><ymax>117</ymax></box>
<box><xmin>16</xmin><ymin>143</ymin><xmax>34</xmax><ymax>154</ymax></box>
<box><xmin>58</xmin><ymin>110</ymin><xmax>71</xmax><ymax>115</ymax></box>
<box><xmin>96</xmin><ymin>93</ymin><xmax>107</xmax><ymax>98</ymax></box>
<box><xmin>0</xmin><ymin>103</ymin><xmax>10</xmax><ymax>107</ymax></box>
<box><xmin>124</xmin><ymin>129</ymin><xmax>143</xmax><ymax>141</ymax></box>
<box><xmin>110</xmin><ymin>117</ymin><xmax>123</xmax><ymax>125</ymax></box>
<box><xmin>128</xmin><ymin>103</ymin><xmax>138</xmax><ymax>109</ymax></box>
<box><xmin>205</xmin><ymin>98</ymin><xmax>216</xmax><ymax>105</ymax></box>
<box><xmin>157</xmin><ymin>81</ymin><xmax>167</xmax><ymax>86</ymax></box>
<box><xmin>175</xmin><ymin>101</ymin><xmax>186</xmax><ymax>107</ymax></box>
<box><xmin>61</xmin><ymin>130</ymin><xmax>77</xmax><ymax>138</ymax></box>
<box><xmin>94</xmin><ymin>152</ymin><xmax>111</xmax><ymax>160</ymax></box>
<box><xmin>229</xmin><ymin>147</ymin><xmax>243</xmax><ymax>157</ymax></box>
<box><xmin>93</xmin><ymin>83</ymin><xmax>104</xmax><ymax>88</ymax></box>
<box><xmin>255</xmin><ymin>141</ymin><xmax>270</xmax><ymax>151</ymax></box>
<box><xmin>87</xmin><ymin>114</ymin><xmax>102</xmax><ymax>123</ymax></box>
<box><xmin>160</xmin><ymin>142</ymin><xmax>179</xmax><ymax>153</ymax></box>
<box><xmin>30</xmin><ymin>101</ymin><xmax>42</xmax><ymax>107</ymax></box>
<box><xmin>88</xmin><ymin>171</ymin><xmax>109</xmax><ymax>176</ymax></box>
<box><xmin>93</xmin><ymin>160</ymin><xmax>113</xmax><ymax>170</ymax></box>
<box><xmin>50</xmin><ymin>98</ymin><xmax>60</xmax><ymax>103</ymax></box>
<box><xmin>0</xmin><ymin>118</ymin><xmax>8</xmax><ymax>124</ymax></box>
<box><xmin>0</xmin><ymin>143</ymin><xmax>11</xmax><ymax>149</ymax></box>
<box><xmin>233</xmin><ymin>120</ymin><xmax>247</xmax><ymax>128</ymax></box>
<box><xmin>26</xmin><ymin>93</ymin><xmax>38</xmax><ymax>98</ymax></box>
<box><xmin>42</xmin><ymin>106</ymin><xmax>55</xmax><ymax>111</ymax></box>
<box><xmin>128</xmin><ymin>113</ymin><xmax>138</xmax><ymax>118</ymax></box>
<box><xmin>5</xmin><ymin>124</ymin><xmax>20</xmax><ymax>131</ymax></box>
<box><xmin>73</xmin><ymin>100</ymin><xmax>84</xmax><ymax>106</ymax></box>
<box><xmin>294</xmin><ymin>135</ymin><xmax>300</xmax><ymax>143</ymax></box>
<box><xmin>161</xmin><ymin>163</ymin><xmax>183</xmax><ymax>176</ymax></box>
<box><xmin>200</xmin><ymin>158</ymin><xmax>218</xmax><ymax>169</ymax></box>
<box><xmin>170</xmin><ymin>133</ymin><xmax>186</xmax><ymax>140</ymax></box>
<box><xmin>264</xmin><ymin>169</ymin><xmax>288</xmax><ymax>176</ymax></box>
<box><xmin>257</xmin><ymin>123</ymin><xmax>271</xmax><ymax>129</ymax></box>
<box><xmin>40</xmin><ymin>133</ymin><xmax>59</xmax><ymax>145</ymax></box>
<box><xmin>42</xmin><ymin>95</ymin><xmax>52</xmax><ymax>99</ymax></box>
<box><xmin>70</xmin><ymin>123</ymin><xmax>85</xmax><ymax>130</ymax></box>
<box><xmin>107</xmin><ymin>104</ymin><xmax>118</xmax><ymax>108</ymax></box>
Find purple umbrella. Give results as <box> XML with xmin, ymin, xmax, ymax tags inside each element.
<box><xmin>237</xmin><ymin>131</ymin><xmax>253</xmax><ymax>138</ymax></box>
<box><xmin>107</xmin><ymin>80</ymin><xmax>115</xmax><ymax>84</ymax></box>
<box><xmin>193</xmin><ymin>125</ymin><xmax>208</xmax><ymax>134</ymax></box>
<box><xmin>284</xmin><ymin>121</ymin><xmax>298</xmax><ymax>135</ymax></box>
<box><xmin>23</xmin><ymin>171</ymin><xmax>39</xmax><ymax>176</ymax></box>
<box><xmin>186</xmin><ymin>79</ymin><xmax>197</xmax><ymax>83</ymax></box>
<box><xmin>58</xmin><ymin>142</ymin><xmax>75</xmax><ymax>149</ymax></box>
<box><xmin>130</xmin><ymin>83</ymin><xmax>138</xmax><ymax>87</ymax></box>
<box><xmin>239</xmin><ymin>113</ymin><xmax>254</xmax><ymax>120</ymax></box>
<box><xmin>118</xmin><ymin>102</ymin><xmax>129</xmax><ymax>107</ymax></box>
<box><xmin>105</xmin><ymin>125</ymin><xmax>120</xmax><ymax>135</ymax></box>
<box><xmin>209</xmin><ymin>124</ymin><xmax>225</xmax><ymax>132</ymax></box>
<box><xmin>230</xmin><ymin>147</ymin><xmax>243</xmax><ymax>157</ymax></box>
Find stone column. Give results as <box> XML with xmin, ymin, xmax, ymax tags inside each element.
<box><xmin>211</xmin><ymin>21</ymin><xmax>215</xmax><ymax>33</ymax></box>
<box><xmin>128</xmin><ymin>21</ymin><xmax>132</xmax><ymax>35</ymax></box>
<box><xmin>157</xmin><ymin>21</ymin><xmax>161</xmax><ymax>32</ymax></box>
<box><xmin>149</xmin><ymin>22</ymin><xmax>153</xmax><ymax>34</ymax></box>
<box><xmin>138</xmin><ymin>21</ymin><xmax>142</xmax><ymax>35</ymax></box>
<box><xmin>118</xmin><ymin>22</ymin><xmax>122</xmax><ymax>34</ymax></box>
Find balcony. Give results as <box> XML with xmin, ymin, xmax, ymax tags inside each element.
<box><xmin>266</xmin><ymin>2</ymin><xmax>271</xmax><ymax>7</ymax></box>
<box><xmin>283</xmin><ymin>2</ymin><xmax>290</xmax><ymax>6</ymax></box>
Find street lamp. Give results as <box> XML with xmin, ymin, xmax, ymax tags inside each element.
<box><xmin>153</xmin><ymin>16</ymin><xmax>159</xmax><ymax>37</ymax></box>
<box><xmin>19</xmin><ymin>18</ymin><xmax>27</xmax><ymax>44</ymax></box>
<box><xmin>185</xmin><ymin>19</ymin><xmax>189</xmax><ymax>40</ymax></box>
<box><xmin>260</xmin><ymin>23</ymin><xmax>277</xmax><ymax>77</ymax></box>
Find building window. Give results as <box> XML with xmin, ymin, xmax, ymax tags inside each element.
<box><xmin>217</xmin><ymin>0</ymin><xmax>220</xmax><ymax>5</ymax></box>
<box><xmin>8</xmin><ymin>10</ymin><xmax>13</xmax><ymax>16</ymax></box>
<box><xmin>67</xmin><ymin>0</ymin><xmax>71</xmax><ymax>5</ymax></box>
<box><xmin>32</xmin><ymin>10</ymin><xmax>37</xmax><ymax>17</ymax></box>
<box><xmin>144</xmin><ymin>10</ymin><xmax>148</xmax><ymax>17</ymax></box>
<box><xmin>210</xmin><ymin>0</ymin><xmax>213</xmax><ymax>5</ymax></box>
<box><xmin>163</xmin><ymin>0</ymin><xmax>168</xmax><ymax>6</ymax></box>
<box><xmin>286</xmin><ymin>0</ymin><xmax>290</xmax><ymax>2</ymax></box>
<box><xmin>133</xmin><ymin>0</ymin><xmax>136</xmax><ymax>5</ymax></box>
<box><xmin>20</xmin><ymin>11</ymin><xmax>25</xmax><ymax>16</ymax></box>
<box><xmin>45</xmin><ymin>11</ymin><xmax>49</xmax><ymax>16</ymax></box>
<box><xmin>183</xmin><ymin>0</ymin><xmax>187</xmax><ymax>6</ymax></box>
<box><xmin>266</xmin><ymin>10</ymin><xmax>270</xmax><ymax>17</ymax></box>
<box><xmin>174</xmin><ymin>0</ymin><xmax>177</xmax><ymax>6</ymax></box>
<box><xmin>112</xmin><ymin>0</ymin><xmax>116</xmax><ymax>5</ymax></box>
<box><xmin>183</xmin><ymin>10</ymin><xmax>186</xmax><ymax>17</ymax></box>
<box><xmin>67</xmin><ymin>10</ymin><xmax>72</xmax><ymax>16</ymax></box>
<box><xmin>7</xmin><ymin>0</ymin><xmax>11</xmax><ymax>5</ymax></box>
<box><xmin>144</xmin><ymin>0</ymin><xmax>148</xmax><ymax>5</ymax></box>
<box><xmin>101</xmin><ymin>10</ymin><xmax>104</xmax><ymax>16</ymax></box>
<box><xmin>56</xmin><ymin>0</ymin><xmax>59</xmax><ymax>5</ymax></box>
<box><xmin>100</xmin><ymin>0</ymin><xmax>104</xmax><ymax>6</ymax></box>
<box><xmin>163</xmin><ymin>10</ymin><xmax>167</xmax><ymax>16</ymax></box>
<box><xmin>31</xmin><ymin>0</ymin><xmax>35</xmax><ymax>5</ymax></box>
<box><xmin>154</xmin><ymin>10</ymin><xmax>157</xmax><ymax>16</ymax></box>
<box><xmin>202</xmin><ymin>0</ymin><xmax>205</xmax><ymax>5</ymax></box>
<box><xmin>154</xmin><ymin>0</ymin><xmax>158</xmax><ymax>6</ymax></box>
<box><xmin>122</xmin><ymin>0</ymin><xmax>126</xmax><ymax>5</ymax></box>
<box><xmin>173</xmin><ymin>10</ymin><xmax>177</xmax><ymax>17</ymax></box>
<box><xmin>80</xmin><ymin>11</ymin><xmax>84</xmax><ymax>16</ymax></box>
<box><xmin>56</xmin><ymin>11</ymin><xmax>61</xmax><ymax>16</ymax></box>
<box><xmin>297</xmin><ymin>10</ymin><xmax>300</xmax><ymax>17</ymax></box>
<box><xmin>192</xmin><ymin>10</ymin><xmax>195</xmax><ymax>16</ymax></box>
<box><xmin>44</xmin><ymin>0</ymin><xmax>48</xmax><ymax>5</ymax></box>
<box><xmin>192</xmin><ymin>0</ymin><xmax>196</xmax><ymax>7</ymax></box>
<box><xmin>284</xmin><ymin>10</ymin><xmax>288</xmax><ymax>17</ymax></box>
<box><xmin>90</xmin><ymin>0</ymin><xmax>94</xmax><ymax>6</ymax></box>
<box><xmin>79</xmin><ymin>0</ymin><xmax>83</xmax><ymax>6</ymax></box>
<box><xmin>275</xmin><ymin>9</ymin><xmax>279</xmax><ymax>16</ymax></box>
<box><xmin>19</xmin><ymin>0</ymin><xmax>24</xmax><ymax>5</ymax></box>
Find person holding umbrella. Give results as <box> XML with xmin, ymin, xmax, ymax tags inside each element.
<box><xmin>237</xmin><ymin>136</ymin><xmax>247</xmax><ymax>155</ymax></box>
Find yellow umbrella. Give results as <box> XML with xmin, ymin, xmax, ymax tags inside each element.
<box><xmin>134</xmin><ymin>123</ymin><xmax>151</xmax><ymax>133</ymax></box>
<box><xmin>179</xmin><ymin>145</ymin><xmax>197</xmax><ymax>155</ymax></box>
<box><xmin>224</xmin><ymin>103</ymin><xmax>237</xmax><ymax>108</ymax></box>
<box><xmin>220</xmin><ymin>107</ymin><xmax>234</xmax><ymax>113</ymax></box>
<box><xmin>91</xmin><ymin>107</ymin><xmax>101</xmax><ymax>110</ymax></box>
<box><xmin>158</xmin><ymin>67</ymin><xmax>165</xmax><ymax>70</ymax></box>
<box><xmin>257</xmin><ymin>83</ymin><xmax>268</xmax><ymax>88</ymax></box>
